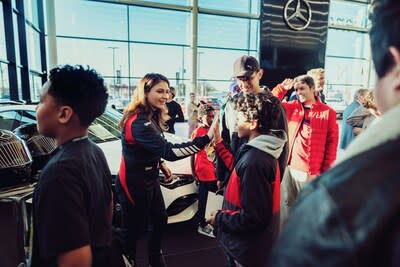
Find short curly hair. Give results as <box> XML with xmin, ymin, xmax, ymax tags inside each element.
<box><xmin>48</xmin><ymin>65</ymin><xmax>108</xmax><ymax>127</ymax></box>
<box><xmin>234</xmin><ymin>92</ymin><xmax>281</xmax><ymax>134</ymax></box>
<box><xmin>198</xmin><ymin>103</ymin><xmax>214</xmax><ymax>117</ymax></box>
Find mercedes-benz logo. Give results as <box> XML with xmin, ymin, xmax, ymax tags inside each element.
<box><xmin>284</xmin><ymin>0</ymin><xmax>312</xmax><ymax>31</ymax></box>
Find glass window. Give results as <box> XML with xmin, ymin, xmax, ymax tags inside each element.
<box><xmin>329</xmin><ymin>0</ymin><xmax>369</xmax><ymax>29</ymax></box>
<box><xmin>12</xmin><ymin>0</ymin><xmax>17</xmax><ymax>11</ymax></box>
<box><xmin>325</xmin><ymin>85</ymin><xmax>364</xmax><ymax>106</ymax></box>
<box><xmin>326</xmin><ymin>29</ymin><xmax>370</xmax><ymax>59</ymax></box>
<box><xmin>104</xmin><ymin>77</ymin><xmax>132</xmax><ymax>103</ymax></box>
<box><xmin>138</xmin><ymin>0</ymin><xmax>190</xmax><ymax>5</ymax></box>
<box><xmin>130</xmin><ymin>43</ymin><xmax>188</xmax><ymax>80</ymax></box>
<box><xmin>0</xmin><ymin>4</ymin><xmax>6</xmax><ymax>60</ymax></box>
<box><xmin>56</xmin><ymin>38</ymin><xmax>129</xmax><ymax>78</ymax></box>
<box><xmin>26</xmin><ymin>25</ymin><xmax>41</xmax><ymax>71</ymax></box>
<box><xmin>0</xmin><ymin>63</ymin><xmax>9</xmax><ymax>100</ymax></box>
<box><xmin>199</xmin><ymin>0</ymin><xmax>260</xmax><ymax>15</ymax></box>
<box><xmin>24</xmin><ymin>0</ymin><xmax>39</xmax><ymax>27</ymax></box>
<box><xmin>13</xmin><ymin>14</ymin><xmax>21</xmax><ymax>66</ymax></box>
<box><xmin>30</xmin><ymin>73</ymin><xmax>42</xmax><ymax>101</ymax></box>
<box><xmin>19</xmin><ymin>110</ymin><xmax>36</xmax><ymax>125</ymax></box>
<box><xmin>198</xmin><ymin>14</ymin><xmax>258</xmax><ymax>50</ymax></box>
<box><xmin>130</xmin><ymin>6</ymin><xmax>190</xmax><ymax>45</ymax></box>
<box><xmin>17</xmin><ymin>67</ymin><xmax>22</xmax><ymax>96</ymax></box>
<box><xmin>55</xmin><ymin>0</ymin><xmax>128</xmax><ymax>40</ymax></box>
<box><xmin>197</xmin><ymin>80</ymin><xmax>232</xmax><ymax>98</ymax></box>
<box><xmin>325</xmin><ymin>57</ymin><xmax>370</xmax><ymax>88</ymax></box>
<box><xmin>197</xmin><ymin>48</ymin><xmax>258</xmax><ymax>81</ymax></box>
<box><xmin>0</xmin><ymin>110</ymin><xmax>19</xmax><ymax>130</ymax></box>
<box><xmin>368</xmin><ymin>63</ymin><xmax>377</xmax><ymax>89</ymax></box>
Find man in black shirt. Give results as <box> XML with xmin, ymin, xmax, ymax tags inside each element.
<box><xmin>29</xmin><ymin>65</ymin><xmax>112</xmax><ymax>267</ymax></box>
<box><xmin>166</xmin><ymin>86</ymin><xmax>185</xmax><ymax>134</ymax></box>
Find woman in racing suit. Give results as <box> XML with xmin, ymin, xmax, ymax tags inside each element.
<box><xmin>115</xmin><ymin>73</ymin><xmax>212</xmax><ymax>267</ymax></box>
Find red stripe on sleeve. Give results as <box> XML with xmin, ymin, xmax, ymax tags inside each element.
<box><xmin>272</xmin><ymin>161</ymin><xmax>280</xmax><ymax>213</ymax></box>
<box><xmin>224</xmin><ymin>169</ymin><xmax>241</xmax><ymax>207</ymax></box>
<box><xmin>215</xmin><ymin>141</ymin><xmax>234</xmax><ymax>172</ymax></box>
<box><xmin>124</xmin><ymin>114</ymin><xmax>138</xmax><ymax>144</ymax></box>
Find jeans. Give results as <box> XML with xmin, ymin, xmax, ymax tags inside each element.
<box><xmin>197</xmin><ymin>180</ymin><xmax>217</xmax><ymax>226</ymax></box>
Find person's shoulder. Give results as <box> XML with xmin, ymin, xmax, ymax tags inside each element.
<box><xmin>317</xmin><ymin>102</ymin><xmax>336</xmax><ymax>113</ymax></box>
<box><xmin>39</xmin><ymin>153</ymin><xmax>78</xmax><ymax>184</ymax></box>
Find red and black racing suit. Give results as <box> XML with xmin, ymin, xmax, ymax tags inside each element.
<box><xmin>115</xmin><ymin>111</ymin><xmax>209</xmax><ymax>266</ymax></box>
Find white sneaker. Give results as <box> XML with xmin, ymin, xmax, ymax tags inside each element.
<box><xmin>197</xmin><ymin>224</ymin><xmax>215</xmax><ymax>238</ymax></box>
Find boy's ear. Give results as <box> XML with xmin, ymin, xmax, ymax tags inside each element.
<box><xmin>58</xmin><ymin>105</ymin><xmax>74</xmax><ymax>124</ymax></box>
<box><xmin>388</xmin><ymin>46</ymin><xmax>400</xmax><ymax>93</ymax></box>
<box><xmin>249</xmin><ymin>119</ymin><xmax>258</xmax><ymax>131</ymax></box>
<box><xmin>389</xmin><ymin>46</ymin><xmax>400</xmax><ymax>65</ymax></box>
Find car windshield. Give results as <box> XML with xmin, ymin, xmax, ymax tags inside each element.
<box><xmin>88</xmin><ymin>108</ymin><xmax>122</xmax><ymax>143</ymax></box>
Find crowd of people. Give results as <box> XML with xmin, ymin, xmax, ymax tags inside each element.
<box><xmin>28</xmin><ymin>0</ymin><xmax>400</xmax><ymax>266</ymax></box>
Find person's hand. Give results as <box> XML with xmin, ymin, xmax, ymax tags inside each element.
<box><xmin>353</xmin><ymin>127</ymin><xmax>362</xmax><ymax>136</ymax></box>
<box><xmin>308</xmin><ymin>174</ymin><xmax>317</xmax><ymax>180</ymax></box>
<box><xmin>160</xmin><ymin>162</ymin><xmax>173</xmax><ymax>183</ymax></box>
<box><xmin>213</xmin><ymin>121</ymin><xmax>222</xmax><ymax>143</ymax></box>
<box><xmin>207</xmin><ymin>113</ymin><xmax>219</xmax><ymax>140</ymax></box>
<box><xmin>205</xmin><ymin>210</ymin><xmax>218</xmax><ymax>226</ymax></box>
<box><xmin>281</xmin><ymin>78</ymin><xmax>295</xmax><ymax>90</ymax></box>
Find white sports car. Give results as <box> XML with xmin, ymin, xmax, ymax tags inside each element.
<box><xmin>0</xmin><ymin>102</ymin><xmax>198</xmax><ymax>224</ymax></box>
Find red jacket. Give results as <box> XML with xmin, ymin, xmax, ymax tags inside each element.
<box><xmin>191</xmin><ymin>126</ymin><xmax>217</xmax><ymax>182</ymax></box>
<box><xmin>272</xmin><ymin>84</ymin><xmax>338</xmax><ymax>176</ymax></box>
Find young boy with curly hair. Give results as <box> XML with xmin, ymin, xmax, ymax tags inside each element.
<box><xmin>207</xmin><ymin>92</ymin><xmax>287</xmax><ymax>266</ymax></box>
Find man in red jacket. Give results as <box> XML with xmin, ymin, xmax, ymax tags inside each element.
<box><xmin>272</xmin><ymin>75</ymin><xmax>338</xmax><ymax>223</ymax></box>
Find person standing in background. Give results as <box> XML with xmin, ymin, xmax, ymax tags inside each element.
<box><xmin>272</xmin><ymin>75</ymin><xmax>338</xmax><ymax>225</ymax></box>
<box><xmin>340</xmin><ymin>88</ymin><xmax>368</xmax><ymax>150</ymax></box>
<box><xmin>307</xmin><ymin>68</ymin><xmax>326</xmax><ymax>103</ymax></box>
<box><xmin>191</xmin><ymin>103</ymin><xmax>218</xmax><ymax>238</ymax></box>
<box><xmin>218</xmin><ymin>55</ymin><xmax>288</xmax><ymax>191</ymax></box>
<box><xmin>347</xmin><ymin>90</ymin><xmax>381</xmax><ymax>136</ymax></box>
<box><xmin>187</xmin><ymin>92</ymin><xmax>199</xmax><ymax>138</ymax></box>
<box><xmin>166</xmin><ymin>86</ymin><xmax>184</xmax><ymax>134</ymax></box>
<box><xmin>289</xmin><ymin>68</ymin><xmax>326</xmax><ymax>103</ymax></box>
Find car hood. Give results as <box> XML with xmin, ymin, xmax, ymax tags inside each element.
<box><xmin>96</xmin><ymin>138</ymin><xmax>192</xmax><ymax>176</ymax></box>
<box><xmin>96</xmin><ymin>140</ymin><xmax>121</xmax><ymax>176</ymax></box>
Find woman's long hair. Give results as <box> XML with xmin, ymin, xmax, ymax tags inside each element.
<box><xmin>119</xmin><ymin>73</ymin><xmax>170</xmax><ymax>131</ymax></box>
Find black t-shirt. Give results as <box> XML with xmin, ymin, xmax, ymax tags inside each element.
<box><xmin>30</xmin><ymin>137</ymin><xmax>112</xmax><ymax>267</ymax></box>
<box><xmin>166</xmin><ymin>100</ymin><xmax>184</xmax><ymax>134</ymax></box>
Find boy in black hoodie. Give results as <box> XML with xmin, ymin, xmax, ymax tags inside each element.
<box><xmin>207</xmin><ymin>92</ymin><xmax>287</xmax><ymax>266</ymax></box>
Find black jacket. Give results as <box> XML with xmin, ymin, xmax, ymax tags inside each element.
<box><xmin>215</xmin><ymin>133</ymin><xmax>286</xmax><ymax>266</ymax></box>
<box><xmin>268</xmin><ymin>136</ymin><xmax>400</xmax><ymax>267</ymax></box>
<box><xmin>119</xmin><ymin>111</ymin><xmax>209</xmax><ymax>189</ymax></box>
<box><xmin>166</xmin><ymin>100</ymin><xmax>184</xmax><ymax>134</ymax></box>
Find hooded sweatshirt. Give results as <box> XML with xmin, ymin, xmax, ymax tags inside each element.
<box><xmin>214</xmin><ymin>130</ymin><xmax>287</xmax><ymax>266</ymax></box>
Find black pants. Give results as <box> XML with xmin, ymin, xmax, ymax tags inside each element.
<box><xmin>116</xmin><ymin>179</ymin><xmax>167</xmax><ymax>266</ymax></box>
<box><xmin>197</xmin><ymin>180</ymin><xmax>217</xmax><ymax>226</ymax></box>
